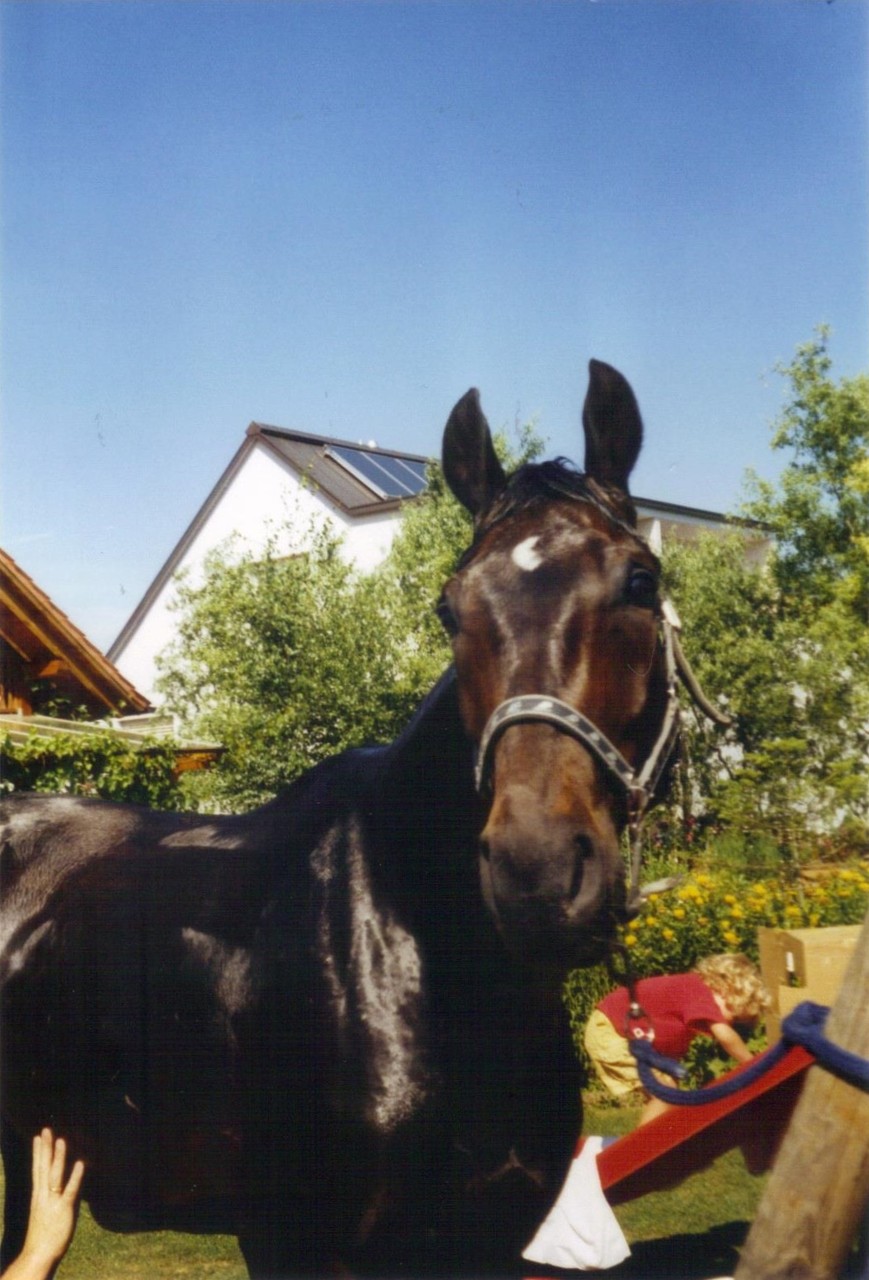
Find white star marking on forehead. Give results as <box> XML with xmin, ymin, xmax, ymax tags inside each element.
<box><xmin>511</xmin><ymin>535</ymin><xmax>544</xmax><ymax>572</ymax></box>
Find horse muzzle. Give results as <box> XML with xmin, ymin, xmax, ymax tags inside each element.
<box><xmin>478</xmin><ymin>801</ymin><xmax>624</xmax><ymax>967</ymax></box>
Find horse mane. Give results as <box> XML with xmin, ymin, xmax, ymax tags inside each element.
<box><xmin>459</xmin><ymin>458</ymin><xmax>640</xmax><ymax>569</ymax></box>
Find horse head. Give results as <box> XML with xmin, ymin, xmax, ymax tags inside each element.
<box><xmin>440</xmin><ymin>359</ymin><xmax>674</xmax><ymax>969</ymax></box>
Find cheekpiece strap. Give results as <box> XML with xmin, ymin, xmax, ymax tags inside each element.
<box><xmin>473</xmin><ymin>615</ymin><xmax>681</xmax><ymax>816</ymax></box>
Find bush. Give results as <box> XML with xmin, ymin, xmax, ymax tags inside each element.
<box><xmin>0</xmin><ymin>731</ymin><xmax>188</xmax><ymax>809</ymax></box>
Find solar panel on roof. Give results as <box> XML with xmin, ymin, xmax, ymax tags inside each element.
<box><xmin>329</xmin><ymin>446</ymin><xmax>427</xmax><ymax>499</ymax></box>
<box><xmin>392</xmin><ymin>457</ymin><xmax>429</xmax><ymax>488</ymax></box>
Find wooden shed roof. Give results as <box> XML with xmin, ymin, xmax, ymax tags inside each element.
<box><xmin>1</xmin><ymin>548</ymin><xmax>151</xmax><ymax>717</ymax></box>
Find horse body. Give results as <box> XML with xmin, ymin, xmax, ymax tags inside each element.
<box><xmin>1</xmin><ymin>361</ymin><xmax>672</xmax><ymax>1276</ymax></box>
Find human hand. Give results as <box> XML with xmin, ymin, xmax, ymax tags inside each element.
<box><xmin>4</xmin><ymin>1129</ymin><xmax>85</xmax><ymax>1279</ymax></box>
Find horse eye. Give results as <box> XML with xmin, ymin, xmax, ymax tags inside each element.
<box><xmin>436</xmin><ymin>596</ymin><xmax>460</xmax><ymax>636</ymax></box>
<box><xmin>625</xmin><ymin>568</ymin><xmax>658</xmax><ymax>609</ymax></box>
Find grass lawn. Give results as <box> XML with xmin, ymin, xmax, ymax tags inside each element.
<box><xmin>6</xmin><ymin>1202</ymin><xmax>249</xmax><ymax>1279</ymax></box>
<box><xmin>0</xmin><ymin>1172</ymin><xmax>247</xmax><ymax>1280</ymax></box>
<box><xmin>1</xmin><ymin>1099</ymin><xmax>767</xmax><ymax>1279</ymax></box>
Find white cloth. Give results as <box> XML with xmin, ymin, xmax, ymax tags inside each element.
<box><xmin>522</xmin><ymin>1137</ymin><xmax>631</xmax><ymax>1271</ymax></box>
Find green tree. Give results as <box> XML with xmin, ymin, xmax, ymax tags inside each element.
<box><xmin>660</xmin><ymin>332</ymin><xmax>869</xmax><ymax>858</ymax></box>
<box><xmin>743</xmin><ymin>327</ymin><xmax>869</xmax><ymax>621</ymax></box>
<box><xmin>158</xmin><ymin>529</ymin><xmax>416</xmax><ymax>811</ymax></box>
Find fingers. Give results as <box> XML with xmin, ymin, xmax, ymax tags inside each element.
<box><xmin>63</xmin><ymin>1160</ymin><xmax>86</xmax><ymax>1203</ymax></box>
<box><xmin>48</xmin><ymin>1133</ymin><xmax>68</xmax><ymax>1194</ymax></box>
<box><xmin>30</xmin><ymin>1128</ymin><xmax>84</xmax><ymax>1199</ymax></box>
<box><xmin>31</xmin><ymin>1128</ymin><xmax>54</xmax><ymax>1193</ymax></box>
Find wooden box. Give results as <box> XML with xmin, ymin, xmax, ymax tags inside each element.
<box><xmin>758</xmin><ymin>924</ymin><xmax>859</xmax><ymax>1043</ymax></box>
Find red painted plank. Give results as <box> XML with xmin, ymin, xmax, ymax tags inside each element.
<box><xmin>595</xmin><ymin>1045</ymin><xmax>814</xmax><ymax>1205</ymax></box>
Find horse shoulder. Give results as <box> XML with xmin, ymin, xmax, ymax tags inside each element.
<box><xmin>293</xmin><ymin>755</ymin><xmax>436</xmax><ymax>1138</ymax></box>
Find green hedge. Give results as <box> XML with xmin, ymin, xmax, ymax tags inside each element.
<box><xmin>1</xmin><ymin>731</ymin><xmax>188</xmax><ymax>809</ymax></box>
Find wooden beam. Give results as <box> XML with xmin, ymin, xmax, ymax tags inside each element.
<box><xmin>735</xmin><ymin>908</ymin><xmax>869</xmax><ymax>1280</ymax></box>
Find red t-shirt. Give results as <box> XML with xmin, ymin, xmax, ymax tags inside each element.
<box><xmin>598</xmin><ymin>973</ymin><xmax>723</xmax><ymax>1059</ymax></box>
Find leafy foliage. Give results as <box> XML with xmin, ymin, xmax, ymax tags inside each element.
<box><xmin>743</xmin><ymin>328</ymin><xmax>869</xmax><ymax>619</ymax></box>
<box><xmin>0</xmin><ymin>731</ymin><xmax>186</xmax><ymax>808</ymax></box>
<box><xmin>657</xmin><ymin>332</ymin><xmax>869</xmax><ymax>859</ymax></box>
<box><xmin>158</xmin><ymin>528</ymin><xmax>420</xmax><ymax>811</ymax></box>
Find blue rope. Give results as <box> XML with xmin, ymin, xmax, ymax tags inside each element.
<box><xmin>781</xmin><ymin>1001</ymin><xmax>869</xmax><ymax>1089</ymax></box>
<box><xmin>629</xmin><ymin>1000</ymin><xmax>869</xmax><ymax>1105</ymax></box>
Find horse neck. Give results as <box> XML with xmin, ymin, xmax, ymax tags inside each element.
<box><xmin>379</xmin><ymin>667</ymin><xmax>478</xmax><ymax>822</ymax></box>
<box><xmin>372</xmin><ymin>667</ymin><xmax>482</xmax><ymax>892</ymax></box>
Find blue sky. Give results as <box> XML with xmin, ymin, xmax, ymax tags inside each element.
<box><xmin>2</xmin><ymin>0</ymin><xmax>867</xmax><ymax>652</ymax></box>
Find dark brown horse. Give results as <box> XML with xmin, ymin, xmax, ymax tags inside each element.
<box><xmin>1</xmin><ymin>361</ymin><xmax>680</xmax><ymax>1277</ymax></box>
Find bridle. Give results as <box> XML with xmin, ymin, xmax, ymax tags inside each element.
<box><xmin>459</xmin><ymin>470</ymin><xmax>729</xmax><ymax>914</ymax></box>
<box><xmin>473</xmin><ymin>599</ymin><xmax>684</xmax><ymax>914</ymax></box>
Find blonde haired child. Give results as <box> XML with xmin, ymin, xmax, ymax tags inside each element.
<box><xmin>584</xmin><ymin>953</ymin><xmax>771</xmax><ymax>1126</ymax></box>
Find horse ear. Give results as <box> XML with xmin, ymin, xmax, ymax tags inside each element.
<box><xmin>582</xmin><ymin>359</ymin><xmax>643</xmax><ymax>493</ymax></box>
<box><xmin>442</xmin><ymin>388</ymin><xmax>507</xmax><ymax>517</ymax></box>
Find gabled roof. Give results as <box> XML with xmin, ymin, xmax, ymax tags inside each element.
<box><xmin>107</xmin><ymin>425</ymin><xmax>429</xmax><ymax>662</ymax></box>
<box><xmin>250</xmin><ymin>423</ymin><xmax>429</xmax><ymax>513</ymax></box>
<box><xmin>1</xmin><ymin>548</ymin><xmax>150</xmax><ymax>716</ymax></box>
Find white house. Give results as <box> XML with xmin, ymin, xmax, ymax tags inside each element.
<box><xmin>108</xmin><ymin>421</ymin><xmax>769</xmax><ymax>705</ymax></box>
<box><xmin>108</xmin><ymin>425</ymin><xmax>430</xmax><ymax>703</ymax></box>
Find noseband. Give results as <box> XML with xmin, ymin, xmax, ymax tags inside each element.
<box><xmin>473</xmin><ymin>601</ymin><xmax>683</xmax><ymax>911</ymax></box>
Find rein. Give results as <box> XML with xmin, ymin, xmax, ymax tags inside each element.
<box><xmin>473</xmin><ymin>600</ymin><xmax>686</xmax><ymax>912</ymax></box>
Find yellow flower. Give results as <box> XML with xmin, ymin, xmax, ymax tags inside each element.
<box><xmin>724</xmin><ymin>894</ymin><xmax>737</xmax><ymax>905</ymax></box>
<box><xmin>723</xmin><ymin>930</ymin><xmax>740</xmax><ymax>947</ymax></box>
<box><xmin>673</xmin><ymin>907</ymin><xmax>685</xmax><ymax>920</ymax></box>
<box><xmin>624</xmin><ymin>934</ymin><xmax>637</xmax><ymax>947</ymax></box>
<box><xmin>662</xmin><ymin>928</ymin><xmax>675</xmax><ymax>941</ymax></box>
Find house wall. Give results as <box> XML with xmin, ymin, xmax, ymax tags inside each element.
<box><xmin>112</xmin><ymin>443</ymin><xmax>402</xmax><ymax>704</ymax></box>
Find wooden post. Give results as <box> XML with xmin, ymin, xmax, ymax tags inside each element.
<box><xmin>735</xmin><ymin>908</ymin><xmax>869</xmax><ymax>1280</ymax></box>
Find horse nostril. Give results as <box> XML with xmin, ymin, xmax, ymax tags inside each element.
<box><xmin>570</xmin><ymin>835</ymin><xmax>594</xmax><ymax>901</ymax></box>
<box><xmin>575</xmin><ymin>834</ymin><xmax>594</xmax><ymax>862</ymax></box>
